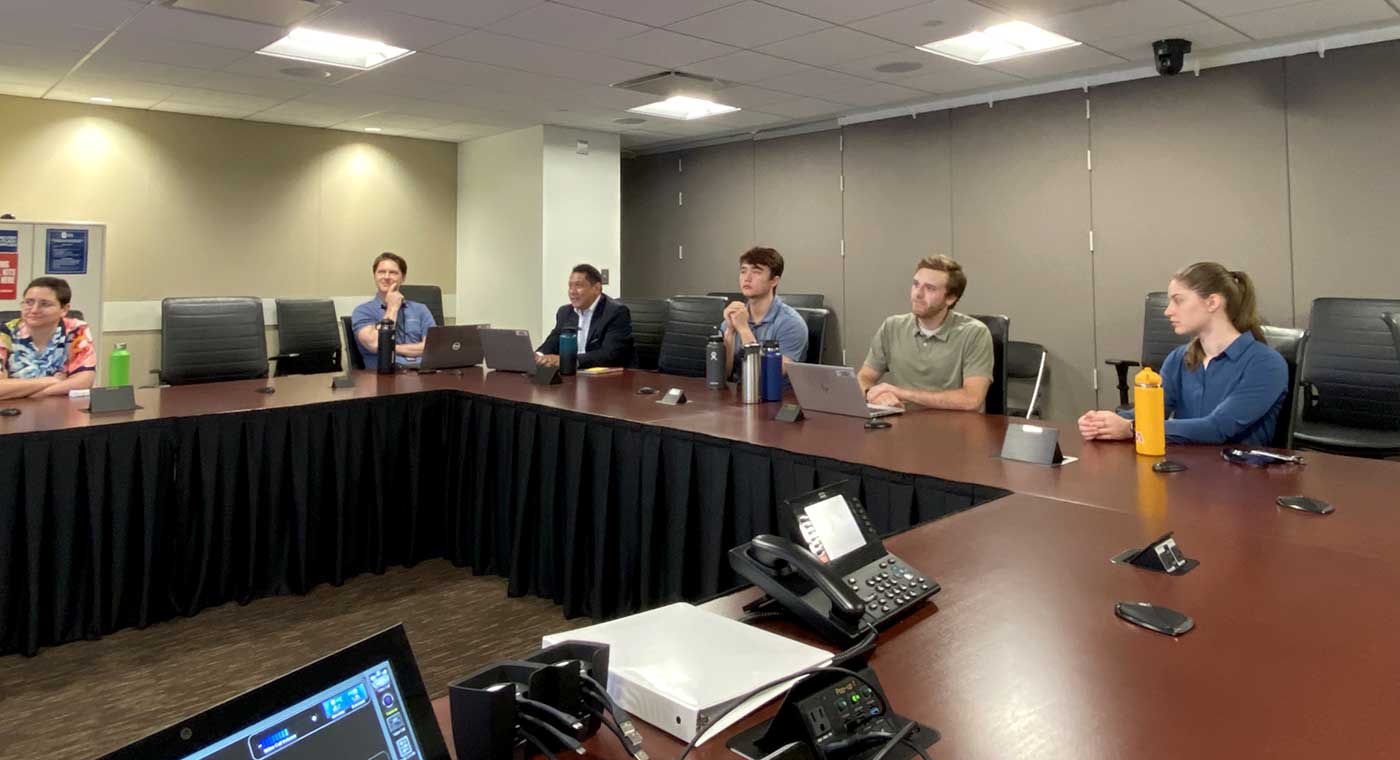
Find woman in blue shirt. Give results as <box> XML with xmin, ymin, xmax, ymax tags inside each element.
<box><xmin>1078</xmin><ymin>262</ymin><xmax>1288</xmax><ymax>446</ymax></box>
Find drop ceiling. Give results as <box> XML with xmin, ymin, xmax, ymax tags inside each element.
<box><xmin>0</xmin><ymin>0</ymin><xmax>1396</xmax><ymax>147</ymax></box>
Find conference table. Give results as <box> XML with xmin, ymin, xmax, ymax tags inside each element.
<box><xmin>5</xmin><ymin>367</ymin><xmax>1400</xmax><ymax>756</ymax></box>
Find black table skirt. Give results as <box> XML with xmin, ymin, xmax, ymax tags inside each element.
<box><xmin>0</xmin><ymin>391</ymin><xmax>1007</xmax><ymax>656</ymax></box>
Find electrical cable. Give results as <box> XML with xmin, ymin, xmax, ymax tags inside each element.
<box><xmin>519</xmin><ymin>729</ymin><xmax>558</xmax><ymax>760</ymax></box>
<box><xmin>899</xmin><ymin>738</ymin><xmax>932</xmax><ymax>760</ymax></box>
<box><xmin>518</xmin><ymin>712</ymin><xmax>585</xmax><ymax>755</ymax></box>
<box><xmin>586</xmin><ymin>703</ymin><xmax>650</xmax><ymax>760</ymax></box>
<box><xmin>516</xmin><ymin>695</ymin><xmax>584</xmax><ymax>732</ymax></box>
<box><xmin>865</xmin><ymin>720</ymin><xmax>916</xmax><ymax>760</ymax></box>
<box><xmin>581</xmin><ymin>676</ymin><xmax>644</xmax><ymax>751</ymax></box>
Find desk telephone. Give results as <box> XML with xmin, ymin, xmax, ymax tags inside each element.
<box><xmin>729</xmin><ymin>485</ymin><xmax>940</xmax><ymax>644</ymax></box>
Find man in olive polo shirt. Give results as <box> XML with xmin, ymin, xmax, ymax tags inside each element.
<box><xmin>858</xmin><ymin>255</ymin><xmax>994</xmax><ymax>412</ymax></box>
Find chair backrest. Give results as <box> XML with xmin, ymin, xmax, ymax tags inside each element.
<box><xmin>1140</xmin><ymin>291</ymin><xmax>1182</xmax><ymax>372</ymax></box>
<box><xmin>615</xmin><ymin>296</ymin><xmax>668</xmax><ymax>370</ymax></box>
<box><xmin>706</xmin><ymin>291</ymin><xmax>744</xmax><ymax>305</ymax></box>
<box><xmin>793</xmin><ymin>307</ymin><xmax>829</xmax><ymax>364</ymax></box>
<box><xmin>1298</xmin><ymin>298</ymin><xmax>1400</xmax><ymax>430</ymax></box>
<box><xmin>398</xmin><ymin>284</ymin><xmax>445</xmax><ymax>327</ymax></box>
<box><xmin>1005</xmin><ymin>340</ymin><xmax>1048</xmax><ymax>418</ymax></box>
<box><xmin>274</xmin><ymin>299</ymin><xmax>342</xmax><ymax>376</ymax></box>
<box><xmin>1005</xmin><ymin>340</ymin><xmax>1047</xmax><ymax>380</ymax></box>
<box><xmin>658</xmin><ymin>295</ymin><xmax>726</xmax><ymax>377</ymax></box>
<box><xmin>0</xmin><ymin>310</ymin><xmax>15</xmax><ymax>323</ymax></box>
<box><xmin>780</xmin><ymin>293</ymin><xmax>825</xmax><ymax>309</ymax></box>
<box><xmin>341</xmin><ymin>316</ymin><xmax>366</xmax><ymax>370</ymax></box>
<box><xmin>1261</xmin><ymin>325</ymin><xmax>1305</xmax><ymax>448</ymax></box>
<box><xmin>971</xmin><ymin>314</ymin><xmax>1010</xmax><ymax>416</ymax></box>
<box><xmin>160</xmin><ymin>297</ymin><xmax>268</xmax><ymax>385</ymax></box>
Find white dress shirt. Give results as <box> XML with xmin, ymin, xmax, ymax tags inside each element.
<box><xmin>574</xmin><ymin>298</ymin><xmax>599</xmax><ymax>350</ymax></box>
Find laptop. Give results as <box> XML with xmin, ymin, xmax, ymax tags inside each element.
<box><xmin>787</xmin><ymin>362</ymin><xmax>904</xmax><ymax>419</ymax></box>
<box><xmin>419</xmin><ymin>324</ymin><xmax>488</xmax><ymax>371</ymax></box>
<box><xmin>480</xmin><ymin>328</ymin><xmax>538</xmax><ymax>373</ymax></box>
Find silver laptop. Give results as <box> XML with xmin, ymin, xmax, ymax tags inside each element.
<box><xmin>787</xmin><ymin>362</ymin><xmax>904</xmax><ymax>419</ymax></box>
<box><xmin>419</xmin><ymin>324</ymin><xmax>488</xmax><ymax>371</ymax></box>
<box><xmin>480</xmin><ymin>328</ymin><xmax>538</xmax><ymax>373</ymax></box>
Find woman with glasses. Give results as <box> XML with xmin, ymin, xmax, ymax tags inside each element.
<box><xmin>0</xmin><ymin>276</ymin><xmax>97</xmax><ymax>399</ymax></box>
<box><xmin>1078</xmin><ymin>262</ymin><xmax>1288</xmax><ymax>446</ymax></box>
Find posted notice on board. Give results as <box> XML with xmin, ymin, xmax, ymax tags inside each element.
<box><xmin>47</xmin><ymin>228</ymin><xmax>88</xmax><ymax>275</ymax></box>
<box><xmin>0</xmin><ymin>230</ymin><xmax>18</xmax><ymax>301</ymax></box>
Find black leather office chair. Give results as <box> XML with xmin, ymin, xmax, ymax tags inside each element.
<box><xmin>614</xmin><ymin>296</ymin><xmax>668</xmax><ymax>370</ymax></box>
<box><xmin>658</xmin><ymin>296</ymin><xmax>726</xmax><ymax>377</ymax></box>
<box><xmin>342</xmin><ymin>316</ymin><xmax>366</xmax><ymax>370</ymax></box>
<box><xmin>707</xmin><ymin>291</ymin><xmax>744</xmax><ymax>305</ymax></box>
<box><xmin>1105</xmin><ymin>292</ymin><xmax>1182</xmax><ymax>411</ymax></box>
<box><xmin>272</xmin><ymin>299</ymin><xmax>341</xmax><ymax>376</ymax></box>
<box><xmin>398</xmin><ymin>284</ymin><xmax>445</xmax><ymax>326</ymax></box>
<box><xmin>794</xmin><ymin>307</ymin><xmax>829</xmax><ymax>364</ymax></box>
<box><xmin>1260</xmin><ymin>325</ymin><xmax>1305</xmax><ymax>449</ymax></box>
<box><xmin>780</xmin><ymin>293</ymin><xmax>825</xmax><ymax>309</ymax></box>
<box><xmin>156</xmin><ymin>297</ymin><xmax>269</xmax><ymax>385</ymax></box>
<box><xmin>0</xmin><ymin>310</ymin><xmax>15</xmax><ymax>323</ymax></box>
<box><xmin>1006</xmin><ymin>341</ymin><xmax>1049</xmax><ymax>419</ymax></box>
<box><xmin>1290</xmin><ymin>298</ymin><xmax>1400</xmax><ymax>458</ymax></box>
<box><xmin>972</xmin><ymin>314</ymin><xmax>1010</xmax><ymax>416</ymax></box>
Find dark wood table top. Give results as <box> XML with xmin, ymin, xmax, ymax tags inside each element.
<box><xmin>433</xmin><ymin>491</ymin><xmax>1400</xmax><ymax>760</ymax></box>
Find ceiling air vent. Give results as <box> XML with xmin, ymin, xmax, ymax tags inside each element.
<box><xmin>159</xmin><ymin>0</ymin><xmax>341</xmax><ymax>28</ymax></box>
<box><xmin>611</xmin><ymin>71</ymin><xmax>731</xmax><ymax>99</ymax></box>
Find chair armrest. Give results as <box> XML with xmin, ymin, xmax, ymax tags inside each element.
<box><xmin>1102</xmin><ymin>359</ymin><xmax>1140</xmax><ymax>408</ymax></box>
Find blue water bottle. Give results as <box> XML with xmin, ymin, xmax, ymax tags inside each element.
<box><xmin>761</xmin><ymin>340</ymin><xmax>782</xmax><ymax>402</ymax></box>
<box><xmin>559</xmin><ymin>327</ymin><xmax>578</xmax><ymax>376</ymax></box>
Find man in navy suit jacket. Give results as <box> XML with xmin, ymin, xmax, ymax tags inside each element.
<box><xmin>536</xmin><ymin>264</ymin><xmax>634</xmax><ymax>369</ymax></box>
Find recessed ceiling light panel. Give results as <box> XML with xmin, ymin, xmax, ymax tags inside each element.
<box><xmin>627</xmin><ymin>95</ymin><xmax>739</xmax><ymax>121</ymax></box>
<box><xmin>917</xmin><ymin>21</ymin><xmax>1079</xmax><ymax>65</ymax></box>
<box><xmin>257</xmin><ymin>27</ymin><xmax>413</xmax><ymax>70</ymax></box>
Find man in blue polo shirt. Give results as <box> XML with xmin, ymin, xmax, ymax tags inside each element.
<box><xmin>721</xmin><ymin>246</ymin><xmax>808</xmax><ymax>379</ymax></box>
<box><xmin>351</xmin><ymin>252</ymin><xmax>436</xmax><ymax>369</ymax></box>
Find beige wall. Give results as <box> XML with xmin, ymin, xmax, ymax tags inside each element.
<box><xmin>0</xmin><ymin>94</ymin><xmax>457</xmax><ymax>379</ymax></box>
<box><xmin>622</xmin><ymin>40</ymin><xmax>1400</xmax><ymax>423</ymax></box>
<box><xmin>457</xmin><ymin>126</ymin><xmax>544</xmax><ymax>339</ymax></box>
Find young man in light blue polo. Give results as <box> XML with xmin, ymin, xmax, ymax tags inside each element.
<box><xmin>351</xmin><ymin>251</ymin><xmax>436</xmax><ymax>369</ymax></box>
<box><xmin>721</xmin><ymin>246</ymin><xmax>808</xmax><ymax>380</ymax></box>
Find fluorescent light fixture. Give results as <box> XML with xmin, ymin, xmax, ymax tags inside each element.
<box><xmin>90</xmin><ymin>96</ymin><xmax>113</xmax><ymax>103</ymax></box>
<box><xmin>918</xmin><ymin>21</ymin><xmax>1079</xmax><ymax>65</ymax></box>
<box><xmin>364</xmin><ymin>127</ymin><xmax>382</xmax><ymax>132</ymax></box>
<box><xmin>627</xmin><ymin>95</ymin><xmax>739</xmax><ymax>121</ymax></box>
<box><xmin>256</xmin><ymin>27</ymin><xmax>412</xmax><ymax>70</ymax></box>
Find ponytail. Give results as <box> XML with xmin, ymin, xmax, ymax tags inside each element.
<box><xmin>1174</xmin><ymin>262</ymin><xmax>1264</xmax><ymax>370</ymax></box>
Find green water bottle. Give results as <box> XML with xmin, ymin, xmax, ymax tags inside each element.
<box><xmin>108</xmin><ymin>342</ymin><xmax>130</xmax><ymax>387</ymax></box>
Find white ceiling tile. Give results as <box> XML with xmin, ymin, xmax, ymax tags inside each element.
<box><xmin>0</xmin><ymin>81</ymin><xmax>48</xmax><ymax>97</ymax></box>
<box><xmin>310</xmin><ymin>4</ymin><xmax>473</xmax><ymax>50</ymax></box>
<box><xmin>433</xmin><ymin>83</ymin><xmax>568</xmax><ymax>114</ymax></box>
<box><xmin>417</xmin><ymin>121</ymin><xmax>513</xmax><ymax>141</ymax></box>
<box><xmin>190</xmin><ymin>71</ymin><xmax>318</xmax><ymax>100</ymax></box>
<box><xmin>555</xmin><ymin>85</ymin><xmax>658</xmax><ymax>110</ymax></box>
<box><xmin>1036</xmin><ymin>0</ymin><xmax>1209</xmax><ymax>42</ymax></box>
<box><xmin>554</xmin><ymin>0</ymin><xmax>742</xmax><ymax>27</ymax></box>
<box><xmin>667</xmin><ymin>2</ymin><xmax>831</xmax><ymax>48</ymax></box>
<box><xmin>221</xmin><ymin>54</ymin><xmax>363</xmax><ymax>85</ymax></box>
<box><xmin>429</xmin><ymin>30</ymin><xmax>659</xmax><ymax>84</ymax></box>
<box><xmin>117</xmin><ymin>5</ymin><xmax>285</xmax><ymax>51</ymax></box>
<box><xmin>4</xmin><ymin>0</ymin><xmax>146</xmax><ymax>27</ymax></box>
<box><xmin>830</xmin><ymin>49</ymin><xmax>950</xmax><ymax>80</ymax></box>
<box><xmin>757</xmin><ymin>27</ymin><xmax>906</xmax><ymax>67</ymax></box>
<box><xmin>363</xmin><ymin>96</ymin><xmax>513</xmax><ymax>122</ymax></box>
<box><xmin>850</xmin><ymin>0</ymin><xmax>1010</xmax><ymax>47</ymax></box>
<box><xmin>757</xmin><ymin>67</ymin><xmax>883</xmax><ymax>97</ymax></box>
<box><xmin>97</xmin><ymin>34</ymin><xmax>251</xmax><ymax>70</ymax></box>
<box><xmin>331</xmin><ymin>69</ymin><xmax>463</xmax><ymax>100</ymax></box>
<box><xmin>757</xmin><ymin>95</ymin><xmax>848</xmax><ymax>118</ymax></box>
<box><xmin>823</xmin><ymin>80</ymin><xmax>929</xmax><ymax>107</ymax></box>
<box><xmin>248</xmin><ymin>101</ymin><xmax>379</xmax><ymax>127</ymax></box>
<box><xmin>896</xmin><ymin>59</ymin><xmax>1023</xmax><ymax>93</ymax></box>
<box><xmin>685</xmin><ymin>51</ymin><xmax>814</xmax><ymax>82</ymax></box>
<box><xmin>294</xmin><ymin>87</ymin><xmax>400</xmax><ymax>114</ymax></box>
<box><xmin>48</xmin><ymin>78</ymin><xmax>178</xmax><ymax>108</ymax></box>
<box><xmin>760</xmin><ymin>0</ymin><xmax>930</xmax><ymax>24</ymax></box>
<box><xmin>982</xmin><ymin>42</ymin><xmax>1127</xmax><ymax>78</ymax></box>
<box><xmin>338</xmin><ymin>112</ymin><xmax>455</xmax><ymax>132</ymax></box>
<box><xmin>76</xmin><ymin>54</ymin><xmax>212</xmax><ymax>87</ymax></box>
<box><xmin>701</xmin><ymin>109</ymin><xmax>787</xmax><ymax>128</ymax></box>
<box><xmin>711</xmin><ymin>84</ymin><xmax>804</xmax><ymax>108</ymax></box>
<box><xmin>1091</xmin><ymin>20</ymin><xmax>1250</xmax><ymax>60</ymax></box>
<box><xmin>602</xmin><ymin>29</ymin><xmax>739</xmax><ymax>68</ymax></box>
<box><xmin>0</xmin><ymin>15</ymin><xmax>115</xmax><ymax>52</ymax></box>
<box><xmin>978</xmin><ymin>0</ymin><xmax>1123</xmax><ymax>17</ymax></box>
<box><xmin>1188</xmin><ymin>0</ymin><xmax>1315</xmax><ymax>14</ymax></box>
<box><xmin>486</xmin><ymin>3</ymin><xmax>649</xmax><ymax>51</ymax></box>
<box><xmin>371</xmin><ymin>0</ymin><xmax>549</xmax><ymax>28</ymax></box>
<box><xmin>1224</xmin><ymin>0</ymin><xmax>1397</xmax><ymax>39</ymax></box>
<box><xmin>155</xmin><ymin>87</ymin><xmax>284</xmax><ymax>111</ymax></box>
<box><xmin>0</xmin><ymin>41</ymin><xmax>83</xmax><ymax>73</ymax></box>
<box><xmin>152</xmin><ymin>102</ymin><xmax>272</xmax><ymax>119</ymax></box>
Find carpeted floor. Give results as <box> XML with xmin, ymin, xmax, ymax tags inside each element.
<box><xmin>0</xmin><ymin>559</ymin><xmax>589</xmax><ymax>758</ymax></box>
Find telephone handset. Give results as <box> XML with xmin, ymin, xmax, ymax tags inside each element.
<box><xmin>728</xmin><ymin>485</ymin><xmax>940</xmax><ymax>645</ymax></box>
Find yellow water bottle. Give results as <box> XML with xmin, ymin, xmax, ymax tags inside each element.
<box><xmin>1133</xmin><ymin>366</ymin><xmax>1166</xmax><ymax>457</ymax></box>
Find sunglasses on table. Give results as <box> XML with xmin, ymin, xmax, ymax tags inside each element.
<box><xmin>1220</xmin><ymin>448</ymin><xmax>1306</xmax><ymax>466</ymax></box>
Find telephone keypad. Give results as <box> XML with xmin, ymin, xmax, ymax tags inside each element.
<box><xmin>847</xmin><ymin>555</ymin><xmax>936</xmax><ymax>625</ymax></box>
